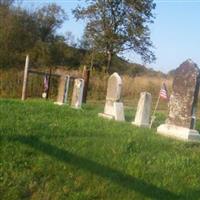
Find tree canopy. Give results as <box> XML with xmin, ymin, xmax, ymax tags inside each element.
<box><xmin>0</xmin><ymin>0</ymin><xmax>157</xmax><ymax>76</ymax></box>
<box><xmin>0</xmin><ymin>1</ymin><xmax>74</xmax><ymax>68</ymax></box>
<box><xmin>73</xmin><ymin>0</ymin><xmax>156</xmax><ymax>71</ymax></box>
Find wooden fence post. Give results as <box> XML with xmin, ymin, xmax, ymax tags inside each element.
<box><xmin>46</xmin><ymin>67</ymin><xmax>52</xmax><ymax>100</ymax></box>
<box><xmin>82</xmin><ymin>66</ymin><xmax>90</xmax><ymax>103</ymax></box>
<box><xmin>21</xmin><ymin>55</ymin><xmax>29</xmax><ymax>101</ymax></box>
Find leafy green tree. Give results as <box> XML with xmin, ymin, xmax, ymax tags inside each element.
<box><xmin>0</xmin><ymin>2</ymin><xmax>67</xmax><ymax>68</ymax></box>
<box><xmin>0</xmin><ymin>0</ymin><xmax>15</xmax><ymax>7</ymax></box>
<box><xmin>35</xmin><ymin>3</ymin><xmax>67</xmax><ymax>42</ymax></box>
<box><xmin>73</xmin><ymin>0</ymin><xmax>156</xmax><ymax>72</ymax></box>
<box><xmin>0</xmin><ymin>4</ymin><xmax>38</xmax><ymax>67</ymax></box>
<box><xmin>30</xmin><ymin>4</ymin><xmax>67</xmax><ymax>67</ymax></box>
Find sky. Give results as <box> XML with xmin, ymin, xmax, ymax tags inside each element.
<box><xmin>21</xmin><ymin>0</ymin><xmax>200</xmax><ymax>73</ymax></box>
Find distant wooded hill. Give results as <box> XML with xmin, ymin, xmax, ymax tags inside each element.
<box><xmin>0</xmin><ymin>1</ymin><xmax>165</xmax><ymax>77</ymax></box>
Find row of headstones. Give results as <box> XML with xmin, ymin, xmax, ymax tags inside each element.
<box><xmin>98</xmin><ymin>72</ymin><xmax>151</xmax><ymax>125</ymax></box>
<box><xmin>98</xmin><ymin>59</ymin><xmax>200</xmax><ymax>142</ymax></box>
<box><xmin>54</xmin><ymin>76</ymin><xmax>85</xmax><ymax>109</ymax></box>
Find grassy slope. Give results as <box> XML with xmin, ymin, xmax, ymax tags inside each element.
<box><xmin>1</xmin><ymin>99</ymin><xmax>200</xmax><ymax>200</ymax></box>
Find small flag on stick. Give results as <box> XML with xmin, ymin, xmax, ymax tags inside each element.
<box><xmin>159</xmin><ymin>82</ymin><xmax>169</xmax><ymax>100</ymax></box>
<box><xmin>42</xmin><ymin>74</ymin><xmax>49</xmax><ymax>99</ymax></box>
<box><xmin>150</xmin><ymin>81</ymin><xmax>169</xmax><ymax>128</ymax></box>
<box><xmin>44</xmin><ymin>74</ymin><xmax>49</xmax><ymax>92</ymax></box>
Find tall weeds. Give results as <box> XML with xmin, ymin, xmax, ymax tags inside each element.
<box><xmin>0</xmin><ymin>68</ymin><xmax>172</xmax><ymax>105</ymax></box>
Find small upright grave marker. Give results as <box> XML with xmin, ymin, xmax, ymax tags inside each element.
<box><xmin>98</xmin><ymin>72</ymin><xmax>125</xmax><ymax>121</ymax></box>
<box><xmin>132</xmin><ymin>92</ymin><xmax>152</xmax><ymax>127</ymax></box>
<box><xmin>157</xmin><ymin>59</ymin><xmax>200</xmax><ymax>141</ymax></box>
<box><xmin>71</xmin><ymin>78</ymin><xmax>84</xmax><ymax>109</ymax></box>
<box><xmin>54</xmin><ymin>75</ymin><xmax>70</xmax><ymax>105</ymax></box>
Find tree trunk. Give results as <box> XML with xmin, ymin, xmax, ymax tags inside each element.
<box><xmin>46</xmin><ymin>67</ymin><xmax>52</xmax><ymax>100</ymax></box>
<box><xmin>90</xmin><ymin>49</ymin><xmax>94</xmax><ymax>71</ymax></box>
<box><xmin>82</xmin><ymin>66</ymin><xmax>90</xmax><ymax>103</ymax></box>
<box><xmin>106</xmin><ymin>50</ymin><xmax>112</xmax><ymax>73</ymax></box>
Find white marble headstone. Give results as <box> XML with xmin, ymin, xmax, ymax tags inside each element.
<box><xmin>132</xmin><ymin>92</ymin><xmax>152</xmax><ymax>127</ymax></box>
<box><xmin>98</xmin><ymin>72</ymin><xmax>125</xmax><ymax>121</ymax></box>
<box><xmin>106</xmin><ymin>72</ymin><xmax>122</xmax><ymax>101</ymax></box>
<box><xmin>54</xmin><ymin>76</ymin><xmax>70</xmax><ymax>105</ymax></box>
<box><xmin>71</xmin><ymin>78</ymin><xmax>84</xmax><ymax>109</ymax></box>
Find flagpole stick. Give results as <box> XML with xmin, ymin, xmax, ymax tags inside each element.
<box><xmin>150</xmin><ymin>94</ymin><xmax>161</xmax><ymax>128</ymax></box>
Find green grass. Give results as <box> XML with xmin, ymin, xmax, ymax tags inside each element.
<box><xmin>1</xmin><ymin>99</ymin><xmax>200</xmax><ymax>200</ymax></box>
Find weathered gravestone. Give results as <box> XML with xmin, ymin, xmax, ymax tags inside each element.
<box><xmin>132</xmin><ymin>92</ymin><xmax>152</xmax><ymax>127</ymax></box>
<box><xmin>157</xmin><ymin>59</ymin><xmax>200</xmax><ymax>141</ymax></box>
<box><xmin>98</xmin><ymin>72</ymin><xmax>125</xmax><ymax>121</ymax></box>
<box><xmin>71</xmin><ymin>78</ymin><xmax>84</xmax><ymax>109</ymax></box>
<box><xmin>54</xmin><ymin>75</ymin><xmax>70</xmax><ymax>105</ymax></box>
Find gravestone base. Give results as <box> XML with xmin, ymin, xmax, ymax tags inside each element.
<box><xmin>157</xmin><ymin>124</ymin><xmax>200</xmax><ymax>142</ymax></box>
<box><xmin>113</xmin><ymin>102</ymin><xmax>125</xmax><ymax>121</ymax></box>
<box><xmin>98</xmin><ymin>113</ymin><xmax>114</xmax><ymax>120</ymax></box>
<box><xmin>71</xmin><ymin>103</ymin><xmax>82</xmax><ymax>109</ymax></box>
<box><xmin>54</xmin><ymin>102</ymin><xmax>64</xmax><ymax>106</ymax></box>
<box><xmin>132</xmin><ymin>121</ymin><xmax>149</xmax><ymax>128</ymax></box>
<box><xmin>98</xmin><ymin>102</ymin><xmax>125</xmax><ymax>121</ymax></box>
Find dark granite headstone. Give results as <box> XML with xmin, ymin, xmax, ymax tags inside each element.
<box><xmin>167</xmin><ymin>59</ymin><xmax>200</xmax><ymax>129</ymax></box>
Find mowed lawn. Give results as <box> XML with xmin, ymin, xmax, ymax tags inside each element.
<box><xmin>1</xmin><ymin>99</ymin><xmax>200</xmax><ymax>200</ymax></box>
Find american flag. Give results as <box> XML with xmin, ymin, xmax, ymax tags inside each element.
<box><xmin>159</xmin><ymin>82</ymin><xmax>169</xmax><ymax>100</ymax></box>
<box><xmin>44</xmin><ymin>74</ymin><xmax>49</xmax><ymax>92</ymax></box>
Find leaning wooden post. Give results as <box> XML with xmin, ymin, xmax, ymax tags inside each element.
<box><xmin>82</xmin><ymin>65</ymin><xmax>90</xmax><ymax>103</ymax></box>
<box><xmin>21</xmin><ymin>55</ymin><xmax>29</xmax><ymax>101</ymax></box>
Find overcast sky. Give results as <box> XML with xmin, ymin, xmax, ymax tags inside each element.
<box><xmin>22</xmin><ymin>0</ymin><xmax>200</xmax><ymax>72</ymax></box>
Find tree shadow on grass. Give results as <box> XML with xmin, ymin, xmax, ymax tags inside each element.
<box><xmin>2</xmin><ymin>135</ymin><xmax>183</xmax><ymax>200</ymax></box>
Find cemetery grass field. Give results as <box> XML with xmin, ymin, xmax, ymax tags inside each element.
<box><xmin>1</xmin><ymin>99</ymin><xmax>200</xmax><ymax>200</ymax></box>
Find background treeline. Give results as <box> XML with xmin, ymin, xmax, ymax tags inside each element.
<box><xmin>0</xmin><ymin>1</ymin><xmax>84</xmax><ymax>69</ymax></box>
<box><xmin>0</xmin><ymin>0</ymin><xmax>162</xmax><ymax>75</ymax></box>
<box><xmin>0</xmin><ymin>0</ymin><xmax>171</xmax><ymax>101</ymax></box>
<box><xmin>0</xmin><ymin>67</ymin><xmax>172</xmax><ymax>105</ymax></box>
